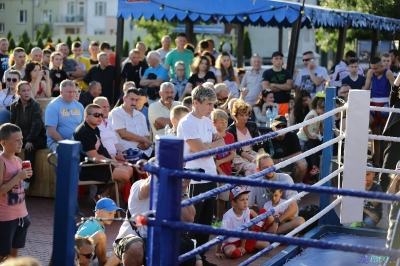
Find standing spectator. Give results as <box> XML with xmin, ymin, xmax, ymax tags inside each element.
<box><xmin>0</xmin><ymin>70</ymin><xmax>21</xmax><ymax>124</ymax></box>
<box><xmin>201</xmin><ymin>51</ymin><xmax>217</xmax><ymax>76</ymax></box>
<box><xmin>24</xmin><ymin>62</ymin><xmax>51</xmax><ymax>98</ymax></box>
<box><xmin>380</xmin><ymin>52</ymin><xmax>392</xmax><ymax>70</ymax></box>
<box><xmin>140</xmin><ymin>51</ymin><xmax>169</xmax><ymax>105</ymax></box>
<box><xmin>0</xmin><ymin>123</ymin><xmax>32</xmax><ymax>262</ymax></box>
<box><xmin>390</xmin><ymin>49</ymin><xmax>400</xmax><ymax>77</ymax></box>
<box><xmin>170</xmin><ymin>61</ymin><xmax>189</xmax><ymax>101</ymax></box>
<box><xmin>70</xmin><ymin>41</ymin><xmax>91</xmax><ymax>92</ymax></box>
<box><xmin>99</xmin><ymin>42</ymin><xmax>115</xmax><ymax>66</ymax></box>
<box><xmin>262</xmin><ymin>51</ymin><xmax>293</xmax><ymax>115</ymax></box>
<box><xmin>79</xmin><ymin>81</ymin><xmax>102</xmax><ymax>108</ymax></box>
<box><xmin>83</xmin><ymin>52</ymin><xmax>117</xmax><ymax>105</ymax></box>
<box><xmin>89</xmin><ymin>41</ymin><xmax>100</xmax><ymax>67</ymax></box>
<box><xmin>0</xmin><ymin>38</ymin><xmax>8</xmax><ymax>85</ymax></box>
<box><xmin>41</xmin><ymin>49</ymin><xmax>51</xmax><ymax>69</ymax></box>
<box><xmin>253</xmin><ymin>90</ymin><xmax>278</xmax><ymax>123</ymax></box>
<box><xmin>156</xmin><ymin>35</ymin><xmax>172</xmax><ymax>65</ymax></box>
<box><xmin>289</xmin><ymin>90</ymin><xmax>311</xmax><ymax>126</ymax></box>
<box><xmin>45</xmin><ymin>80</ymin><xmax>84</xmax><ymax>152</ymax></box>
<box><xmin>341</xmin><ymin>58</ymin><xmax>366</xmax><ymax>90</ymax></box>
<box><xmin>56</xmin><ymin>43</ymin><xmax>85</xmax><ymax>82</ymax></box>
<box><xmin>177</xmin><ymin>85</ymin><xmax>224</xmax><ymax>266</ymax></box>
<box><xmin>165</xmin><ymin>33</ymin><xmax>194</xmax><ymax>78</ymax></box>
<box><xmin>294</xmin><ymin>51</ymin><xmax>328</xmax><ymax>98</ymax></box>
<box><xmin>215</xmin><ymin>83</ymin><xmax>233</xmax><ymax>110</ymax></box>
<box><xmin>3</xmin><ymin>47</ymin><xmax>26</xmax><ymax>83</ymax></box>
<box><xmin>240</xmin><ymin>54</ymin><xmax>265</xmax><ymax>106</ymax></box>
<box><xmin>148</xmin><ymin>82</ymin><xmax>180</xmax><ymax>141</ymax></box>
<box><xmin>329</xmin><ymin>50</ymin><xmax>364</xmax><ymax>87</ymax></box>
<box><xmin>206</xmin><ymin>38</ymin><xmax>220</xmax><ymax>59</ymax></box>
<box><xmin>49</xmin><ymin>52</ymin><xmax>68</xmax><ymax>97</ymax></box>
<box><xmin>121</xmin><ymin>49</ymin><xmax>148</xmax><ymax>90</ymax></box>
<box><xmin>28</xmin><ymin>47</ymin><xmax>42</xmax><ymax>64</ymax></box>
<box><xmin>10</xmin><ymin>81</ymin><xmax>46</xmax><ymax>190</ymax></box>
<box><xmin>110</xmin><ymin>88</ymin><xmax>153</xmax><ymax>159</ymax></box>
<box><xmin>216</xmin><ymin>52</ymin><xmax>240</xmax><ymax>98</ymax></box>
<box><xmin>135</xmin><ymin>41</ymin><xmax>149</xmax><ymax>67</ymax></box>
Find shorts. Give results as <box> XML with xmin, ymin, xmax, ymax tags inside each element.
<box><xmin>370</xmin><ymin>102</ymin><xmax>388</xmax><ymax>128</ymax></box>
<box><xmin>79</xmin><ymin>164</ymin><xmax>115</xmax><ymax>183</ymax></box>
<box><xmin>216</xmin><ymin>183</ymin><xmax>229</xmax><ymax>201</ymax></box>
<box><xmin>114</xmin><ymin>234</ymin><xmax>145</xmax><ymax>260</ymax></box>
<box><xmin>279</xmin><ymin>158</ymin><xmax>307</xmax><ymax>177</ymax></box>
<box><xmin>222</xmin><ymin>239</ymin><xmax>257</xmax><ymax>253</ymax></box>
<box><xmin>0</xmin><ymin>215</ymin><xmax>31</xmax><ymax>256</ymax></box>
<box><xmin>277</xmin><ymin>103</ymin><xmax>289</xmax><ymax>116</ymax></box>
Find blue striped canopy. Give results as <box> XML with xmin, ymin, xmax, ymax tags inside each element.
<box><xmin>117</xmin><ymin>0</ymin><xmax>400</xmax><ymax>31</ymax></box>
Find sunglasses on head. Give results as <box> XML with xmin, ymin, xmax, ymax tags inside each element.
<box><xmin>90</xmin><ymin>113</ymin><xmax>104</xmax><ymax>118</ymax></box>
<box><xmin>262</xmin><ymin>89</ymin><xmax>272</xmax><ymax>96</ymax></box>
<box><xmin>6</xmin><ymin>78</ymin><xmax>18</xmax><ymax>82</ymax></box>
<box><xmin>79</xmin><ymin>252</ymin><xmax>94</xmax><ymax>259</ymax></box>
<box><xmin>275</xmin><ymin>124</ymin><xmax>286</xmax><ymax>129</ymax></box>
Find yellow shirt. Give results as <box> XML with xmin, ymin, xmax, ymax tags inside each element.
<box><xmin>68</xmin><ymin>55</ymin><xmax>91</xmax><ymax>92</ymax></box>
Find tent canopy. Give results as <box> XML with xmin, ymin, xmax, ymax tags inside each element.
<box><xmin>117</xmin><ymin>0</ymin><xmax>400</xmax><ymax>31</ymax></box>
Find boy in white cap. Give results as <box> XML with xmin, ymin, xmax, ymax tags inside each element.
<box><xmin>76</xmin><ymin>198</ymin><xmax>124</xmax><ymax>266</ymax></box>
<box><xmin>215</xmin><ymin>186</ymin><xmax>270</xmax><ymax>260</ymax></box>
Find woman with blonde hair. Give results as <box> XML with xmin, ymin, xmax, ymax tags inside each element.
<box><xmin>75</xmin><ymin>235</ymin><xmax>95</xmax><ymax>266</ymax></box>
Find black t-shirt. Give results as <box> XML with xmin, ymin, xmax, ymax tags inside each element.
<box><xmin>262</xmin><ymin>69</ymin><xmax>292</xmax><ymax>103</ymax></box>
<box><xmin>342</xmin><ymin>75</ymin><xmax>366</xmax><ymax>90</ymax></box>
<box><xmin>50</xmin><ymin>69</ymin><xmax>69</xmax><ymax>97</ymax></box>
<box><xmin>83</xmin><ymin>65</ymin><xmax>117</xmax><ymax>104</ymax></box>
<box><xmin>262</xmin><ymin>132</ymin><xmax>301</xmax><ymax>159</ymax></box>
<box><xmin>90</xmin><ymin>59</ymin><xmax>99</xmax><ymax>67</ymax></box>
<box><xmin>78</xmin><ymin>92</ymin><xmax>95</xmax><ymax>108</ymax></box>
<box><xmin>391</xmin><ymin>64</ymin><xmax>400</xmax><ymax>76</ymax></box>
<box><xmin>73</xmin><ymin>121</ymin><xmax>111</xmax><ymax>162</ymax></box>
<box><xmin>188</xmin><ymin>71</ymin><xmax>216</xmax><ymax>87</ymax></box>
<box><xmin>0</xmin><ymin>53</ymin><xmax>9</xmax><ymax>85</ymax></box>
<box><xmin>364</xmin><ymin>182</ymin><xmax>383</xmax><ymax>219</ymax></box>
<box><xmin>121</xmin><ymin>61</ymin><xmax>148</xmax><ymax>89</ymax></box>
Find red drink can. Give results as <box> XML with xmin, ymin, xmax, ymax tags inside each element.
<box><xmin>22</xmin><ymin>160</ymin><xmax>31</xmax><ymax>169</ymax></box>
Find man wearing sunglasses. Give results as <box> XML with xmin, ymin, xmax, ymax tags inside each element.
<box><xmin>294</xmin><ymin>51</ymin><xmax>328</xmax><ymax>98</ymax></box>
<box><xmin>262</xmin><ymin>116</ymin><xmax>307</xmax><ymax>183</ymax></box>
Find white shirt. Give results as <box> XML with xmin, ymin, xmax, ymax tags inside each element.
<box><xmin>148</xmin><ymin>100</ymin><xmax>180</xmax><ymax>142</ymax></box>
<box><xmin>294</xmin><ymin>66</ymin><xmax>328</xmax><ymax>98</ymax></box>
<box><xmin>156</xmin><ymin>48</ymin><xmax>172</xmax><ymax>65</ymax></box>
<box><xmin>110</xmin><ymin>106</ymin><xmax>152</xmax><ymax>156</ymax></box>
<box><xmin>177</xmin><ymin>113</ymin><xmax>218</xmax><ymax>183</ymax></box>
<box><xmin>97</xmin><ymin>118</ymin><xmax>119</xmax><ymax>156</ymax></box>
<box><xmin>115</xmin><ymin>179</ymin><xmax>150</xmax><ymax>240</ymax></box>
<box><xmin>222</xmin><ymin>208</ymin><xmax>250</xmax><ymax>245</ymax></box>
<box><xmin>263</xmin><ymin>198</ymin><xmax>289</xmax><ymax>218</ymax></box>
<box><xmin>329</xmin><ymin>61</ymin><xmax>364</xmax><ymax>87</ymax></box>
<box><xmin>241</xmin><ymin>68</ymin><xmax>266</xmax><ymax>106</ymax></box>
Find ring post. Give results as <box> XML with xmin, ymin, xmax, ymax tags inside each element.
<box><xmin>340</xmin><ymin>90</ymin><xmax>370</xmax><ymax>224</ymax></box>
<box><xmin>150</xmin><ymin>135</ymin><xmax>184</xmax><ymax>266</ymax></box>
<box><xmin>319</xmin><ymin>87</ymin><xmax>340</xmax><ymax>226</ymax></box>
<box><xmin>52</xmin><ymin>140</ymin><xmax>81</xmax><ymax>265</ymax></box>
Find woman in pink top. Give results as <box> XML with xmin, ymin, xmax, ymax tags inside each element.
<box><xmin>0</xmin><ymin>123</ymin><xmax>32</xmax><ymax>261</ymax></box>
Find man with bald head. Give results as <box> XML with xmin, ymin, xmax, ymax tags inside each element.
<box><xmin>29</xmin><ymin>47</ymin><xmax>42</xmax><ymax>63</ymax></box>
<box><xmin>240</xmin><ymin>53</ymin><xmax>266</xmax><ymax>106</ymax></box>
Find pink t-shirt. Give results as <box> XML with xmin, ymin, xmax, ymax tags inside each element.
<box><xmin>0</xmin><ymin>154</ymin><xmax>27</xmax><ymax>221</ymax></box>
<box><xmin>236</xmin><ymin>128</ymin><xmax>252</xmax><ymax>151</ymax></box>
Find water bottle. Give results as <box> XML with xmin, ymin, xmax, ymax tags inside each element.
<box><xmin>272</xmin><ymin>106</ymin><xmax>278</xmax><ymax>119</ymax></box>
<box><xmin>266</xmin><ymin>109</ymin><xmax>272</xmax><ymax>128</ymax></box>
<box><xmin>164</xmin><ymin>124</ymin><xmax>170</xmax><ymax>135</ymax></box>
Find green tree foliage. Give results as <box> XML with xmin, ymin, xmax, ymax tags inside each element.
<box><xmin>73</xmin><ymin>36</ymin><xmax>81</xmax><ymax>42</ymax></box>
<box><xmin>56</xmin><ymin>37</ymin><xmax>62</xmax><ymax>45</ymax></box>
<box><xmin>27</xmin><ymin>41</ymin><xmax>33</xmax><ymax>55</ymax></box>
<box><xmin>243</xmin><ymin>30</ymin><xmax>252</xmax><ymax>59</ymax></box>
<box><xmin>36</xmin><ymin>29</ymin><xmax>42</xmax><ymax>42</ymax></box>
<box><xmin>66</xmin><ymin>35</ymin><xmax>73</xmax><ymax>53</ymax></box>
<box><xmin>41</xmin><ymin>23</ymin><xmax>51</xmax><ymax>39</ymax></box>
<box><xmin>133</xmin><ymin>18</ymin><xmax>176</xmax><ymax>49</ymax></box>
<box><xmin>37</xmin><ymin>35</ymin><xmax>44</xmax><ymax>49</ymax></box>
<box><xmin>123</xmin><ymin>40</ymin><xmax>130</xmax><ymax>57</ymax></box>
<box><xmin>8</xmin><ymin>37</ymin><xmax>16</xmax><ymax>52</ymax></box>
<box><xmin>17</xmin><ymin>38</ymin><xmax>25</xmax><ymax>50</ymax></box>
<box><xmin>46</xmin><ymin>34</ymin><xmax>53</xmax><ymax>44</ymax></box>
<box><xmin>7</xmin><ymin>31</ymin><xmax>12</xmax><ymax>40</ymax></box>
<box><xmin>22</xmin><ymin>30</ymin><xmax>30</xmax><ymax>45</ymax></box>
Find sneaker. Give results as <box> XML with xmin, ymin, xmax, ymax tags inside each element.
<box><xmin>211</xmin><ymin>220</ymin><xmax>222</xmax><ymax>227</ymax></box>
<box><xmin>93</xmin><ymin>194</ymin><xmax>102</xmax><ymax>203</ymax></box>
<box><xmin>23</xmin><ymin>181</ymin><xmax>30</xmax><ymax>190</ymax></box>
<box><xmin>350</xmin><ymin>221</ymin><xmax>364</xmax><ymax>228</ymax></box>
<box><xmin>310</xmin><ymin>166</ymin><xmax>320</xmax><ymax>176</ymax></box>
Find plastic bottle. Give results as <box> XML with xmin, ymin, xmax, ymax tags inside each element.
<box><xmin>272</xmin><ymin>106</ymin><xmax>278</xmax><ymax>119</ymax></box>
<box><xmin>164</xmin><ymin>124</ymin><xmax>170</xmax><ymax>135</ymax></box>
<box><xmin>266</xmin><ymin>109</ymin><xmax>272</xmax><ymax>128</ymax></box>
<box><xmin>285</xmin><ymin>113</ymin><xmax>290</xmax><ymax>127</ymax></box>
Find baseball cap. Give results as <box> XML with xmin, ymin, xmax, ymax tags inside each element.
<box><xmin>262</xmin><ymin>187</ymin><xmax>277</xmax><ymax>198</ymax></box>
<box><xmin>95</xmin><ymin>198</ymin><xmax>124</xmax><ymax>213</ymax></box>
<box><xmin>138</xmin><ymin>88</ymin><xmax>147</xmax><ymax>97</ymax></box>
<box><xmin>272</xmin><ymin>115</ymin><xmax>287</xmax><ymax>127</ymax></box>
<box><xmin>271</xmin><ymin>51</ymin><xmax>284</xmax><ymax>58</ymax></box>
<box><xmin>230</xmin><ymin>186</ymin><xmax>251</xmax><ymax>201</ymax></box>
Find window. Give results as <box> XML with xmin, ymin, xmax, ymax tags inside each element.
<box><xmin>65</xmin><ymin>28</ymin><xmax>79</xmax><ymax>34</ymax></box>
<box><xmin>0</xmin><ymin>3</ymin><xmax>5</xmax><ymax>11</ymax></box>
<box><xmin>94</xmin><ymin>30</ymin><xmax>105</xmax><ymax>35</ymax></box>
<box><xmin>18</xmin><ymin>10</ymin><xmax>27</xmax><ymax>24</ymax></box>
<box><xmin>0</xmin><ymin>23</ymin><xmax>4</xmax><ymax>33</ymax></box>
<box><xmin>42</xmin><ymin>10</ymin><xmax>52</xmax><ymax>23</ymax></box>
<box><xmin>95</xmin><ymin>2</ymin><xmax>106</xmax><ymax>16</ymax></box>
<box><xmin>67</xmin><ymin>2</ymin><xmax>75</xmax><ymax>15</ymax></box>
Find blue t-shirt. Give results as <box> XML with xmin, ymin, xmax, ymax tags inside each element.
<box><xmin>342</xmin><ymin>75</ymin><xmax>366</xmax><ymax>90</ymax></box>
<box><xmin>138</xmin><ymin>106</ymin><xmax>150</xmax><ymax>131</ymax></box>
<box><xmin>76</xmin><ymin>219</ymin><xmax>105</xmax><ymax>237</ymax></box>
<box><xmin>45</xmin><ymin>97</ymin><xmax>84</xmax><ymax>146</ymax></box>
<box><xmin>143</xmin><ymin>64</ymin><xmax>169</xmax><ymax>82</ymax></box>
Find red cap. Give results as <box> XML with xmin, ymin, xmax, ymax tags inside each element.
<box><xmin>230</xmin><ymin>186</ymin><xmax>251</xmax><ymax>201</ymax></box>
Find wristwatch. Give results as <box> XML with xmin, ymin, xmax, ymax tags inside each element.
<box><xmin>274</xmin><ymin>218</ymin><xmax>281</xmax><ymax>225</ymax></box>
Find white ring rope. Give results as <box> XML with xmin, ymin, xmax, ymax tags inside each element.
<box><xmin>367</xmin><ymin>167</ymin><xmax>400</xmax><ymax>175</ymax></box>
<box><xmin>368</xmin><ymin>134</ymin><xmax>400</xmax><ymax>142</ymax></box>
<box><xmin>370</xmin><ymin>106</ymin><xmax>400</xmax><ymax>114</ymax></box>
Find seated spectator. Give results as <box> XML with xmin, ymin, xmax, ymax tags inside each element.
<box><xmin>262</xmin><ymin>116</ymin><xmax>307</xmax><ymax>183</ymax></box>
<box><xmin>41</xmin><ymin>49</ymin><xmax>51</xmax><ymax>70</ymax></box>
<box><xmin>73</xmin><ymin>104</ymin><xmax>131</xmax><ymax>201</ymax></box>
<box><xmin>237</xmin><ymin>68</ymin><xmax>246</xmax><ymax>85</ymax></box>
<box><xmin>121</xmin><ymin>49</ymin><xmax>148</xmax><ymax>90</ymax></box>
<box><xmin>140</xmin><ymin>51</ymin><xmax>169</xmax><ymax>105</ymax></box>
<box><xmin>227</xmin><ymin>100</ymin><xmax>264</xmax><ymax>176</ymax></box>
<box><xmin>289</xmin><ymin>90</ymin><xmax>311</xmax><ymax>127</ymax></box>
<box><xmin>1</xmin><ymin>257</ymin><xmax>41</xmax><ymax>266</ymax></box>
<box><xmin>341</xmin><ymin>58</ymin><xmax>366</xmax><ymax>90</ymax></box>
<box><xmin>76</xmin><ymin>198</ymin><xmax>123</xmax><ymax>266</ymax></box>
<box><xmin>113</xmin><ymin>81</ymin><xmax>136</xmax><ymax>109</ymax></box>
<box><xmin>49</xmin><ymin>51</ymin><xmax>68</xmax><ymax>97</ymax></box>
<box><xmin>215</xmin><ymin>83</ymin><xmax>233</xmax><ymax>111</ymax></box>
<box><xmin>338</xmin><ymin>84</ymin><xmax>350</xmax><ymax>101</ymax></box>
<box><xmin>148</xmin><ymin>82</ymin><xmax>180</xmax><ymax>141</ymax></box>
<box><xmin>169</xmin><ymin>105</ymin><xmax>189</xmax><ymax>136</ymax></box>
<box><xmin>333</xmin><ymin>96</ymin><xmax>346</xmax><ymax>155</ymax></box>
<box><xmin>79</xmin><ymin>81</ymin><xmax>102</xmax><ymax>108</ymax></box>
<box><xmin>24</xmin><ymin>62</ymin><xmax>51</xmax><ymax>98</ymax></box>
<box><xmin>10</xmin><ymin>81</ymin><xmax>46</xmax><ymax>190</ymax></box>
<box><xmin>253</xmin><ymin>89</ymin><xmax>278</xmax><ymax>123</ymax></box>
<box><xmin>170</xmin><ymin>61</ymin><xmax>188</xmax><ymax>101</ymax></box>
<box><xmin>75</xmin><ymin>86</ymin><xmax>81</xmax><ymax>101</ymax></box>
<box><xmin>201</xmin><ymin>51</ymin><xmax>217</xmax><ymax>76</ymax></box>
<box><xmin>136</xmin><ymin>88</ymin><xmax>150</xmax><ymax>131</ymax></box>
<box><xmin>110</xmin><ymin>89</ymin><xmax>153</xmax><ymax>159</ymax></box>
<box><xmin>182</xmin><ymin>96</ymin><xmax>193</xmax><ymax>111</ymax></box>
<box><xmin>75</xmin><ymin>235</ymin><xmax>95</xmax><ymax>266</ymax></box>
<box><xmin>216</xmin><ymin>52</ymin><xmax>240</xmax><ymax>97</ymax></box>
<box><xmin>45</xmin><ymin>80</ymin><xmax>84</xmax><ymax>152</ymax></box>
<box><xmin>0</xmin><ymin>70</ymin><xmax>20</xmax><ymax>124</ymax></box>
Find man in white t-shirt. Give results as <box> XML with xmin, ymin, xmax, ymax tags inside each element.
<box><xmin>177</xmin><ymin>85</ymin><xmax>225</xmax><ymax>265</ymax></box>
<box><xmin>156</xmin><ymin>35</ymin><xmax>172</xmax><ymax>65</ymax></box>
<box><xmin>248</xmin><ymin>153</ymin><xmax>305</xmax><ymax>234</ymax></box>
<box><xmin>294</xmin><ymin>51</ymin><xmax>328</xmax><ymax>98</ymax></box>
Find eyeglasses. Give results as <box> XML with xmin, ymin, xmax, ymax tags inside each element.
<box><xmin>302</xmin><ymin>58</ymin><xmax>314</xmax><ymax>62</ymax></box>
<box><xmin>275</xmin><ymin>124</ymin><xmax>286</xmax><ymax>129</ymax></box>
<box><xmin>89</xmin><ymin>113</ymin><xmax>104</xmax><ymax>118</ymax></box>
<box><xmin>76</xmin><ymin>89</ymin><xmax>81</xmax><ymax>94</ymax></box>
<box><xmin>6</xmin><ymin>78</ymin><xmax>18</xmax><ymax>83</ymax></box>
<box><xmin>79</xmin><ymin>252</ymin><xmax>94</xmax><ymax>259</ymax></box>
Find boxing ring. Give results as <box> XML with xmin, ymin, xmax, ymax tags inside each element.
<box><xmin>50</xmin><ymin>87</ymin><xmax>400</xmax><ymax>266</ymax></box>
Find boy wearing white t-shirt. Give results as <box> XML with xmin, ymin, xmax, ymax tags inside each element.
<box><xmin>215</xmin><ymin>186</ymin><xmax>270</xmax><ymax>259</ymax></box>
